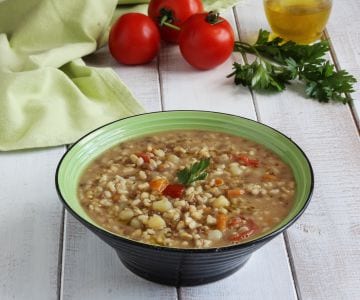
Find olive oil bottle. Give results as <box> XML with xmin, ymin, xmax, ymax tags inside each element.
<box><xmin>264</xmin><ymin>0</ymin><xmax>332</xmax><ymax>44</ymax></box>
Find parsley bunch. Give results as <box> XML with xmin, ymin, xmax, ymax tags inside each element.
<box><xmin>228</xmin><ymin>30</ymin><xmax>356</xmax><ymax>103</ymax></box>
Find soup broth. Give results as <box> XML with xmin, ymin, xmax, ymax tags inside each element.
<box><xmin>78</xmin><ymin>130</ymin><xmax>295</xmax><ymax>248</ymax></box>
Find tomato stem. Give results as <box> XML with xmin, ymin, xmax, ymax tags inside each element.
<box><xmin>158</xmin><ymin>8</ymin><xmax>181</xmax><ymax>31</ymax></box>
<box><xmin>205</xmin><ymin>11</ymin><xmax>224</xmax><ymax>25</ymax></box>
<box><xmin>160</xmin><ymin>16</ymin><xmax>181</xmax><ymax>31</ymax></box>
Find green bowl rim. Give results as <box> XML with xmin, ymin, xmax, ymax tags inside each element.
<box><xmin>55</xmin><ymin>110</ymin><xmax>314</xmax><ymax>253</ymax></box>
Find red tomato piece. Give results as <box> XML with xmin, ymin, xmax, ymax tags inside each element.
<box><xmin>235</xmin><ymin>155</ymin><xmax>260</xmax><ymax>168</ymax></box>
<box><xmin>137</xmin><ymin>152</ymin><xmax>151</xmax><ymax>163</ymax></box>
<box><xmin>162</xmin><ymin>184</ymin><xmax>185</xmax><ymax>198</ymax></box>
<box><xmin>178</xmin><ymin>12</ymin><xmax>235</xmax><ymax>70</ymax></box>
<box><xmin>246</xmin><ymin>218</ymin><xmax>259</xmax><ymax>232</ymax></box>
<box><xmin>228</xmin><ymin>216</ymin><xmax>259</xmax><ymax>242</ymax></box>
<box><xmin>228</xmin><ymin>215</ymin><xmax>247</xmax><ymax>228</ymax></box>
<box><xmin>228</xmin><ymin>229</ymin><xmax>256</xmax><ymax>242</ymax></box>
<box><xmin>109</xmin><ymin>13</ymin><xmax>160</xmax><ymax>65</ymax></box>
<box><xmin>148</xmin><ymin>0</ymin><xmax>203</xmax><ymax>43</ymax></box>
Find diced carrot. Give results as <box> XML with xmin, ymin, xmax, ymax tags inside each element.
<box><xmin>262</xmin><ymin>174</ymin><xmax>277</xmax><ymax>181</ymax></box>
<box><xmin>216</xmin><ymin>213</ymin><xmax>228</xmax><ymax>231</ymax></box>
<box><xmin>214</xmin><ymin>178</ymin><xmax>224</xmax><ymax>186</ymax></box>
<box><xmin>149</xmin><ymin>178</ymin><xmax>169</xmax><ymax>193</ymax></box>
<box><xmin>227</xmin><ymin>188</ymin><xmax>245</xmax><ymax>198</ymax></box>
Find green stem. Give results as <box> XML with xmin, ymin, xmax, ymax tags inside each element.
<box><xmin>163</xmin><ymin>22</ymin><xmax>181</xmax><ymax>31</ymax></box>
<box><xmin>159</xmin><ymin>15</ymin><xmax>180</xmax><ymax>31</ymax></box>
<box><xmin>234</xmin><ymin>41</ymin><xmax>256</xmax><ymax>54</ymax></box>
<box><xmin>235</xmin><ymin>41</ymin><xmax>282</xmax><ymax>67</ymax></box>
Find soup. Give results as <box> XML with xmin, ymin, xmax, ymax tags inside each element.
<box><xmin>78</xmin><ymin>130</ymin><xmax>295</xmax><ymax>248</ymax></box>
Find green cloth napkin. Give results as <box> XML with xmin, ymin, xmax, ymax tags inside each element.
<box><xmin>0</xmin><ymin>0</ymin><xmax>145</xmax><ymax>151</ymax></box>
<box><xmin>0</xmin><ymin>0</ymin><xmax>240</xmax><ymax>151</ymax></box>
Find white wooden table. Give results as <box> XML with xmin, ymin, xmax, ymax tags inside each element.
<box><xmin>1</xmin><ymin>1</ymin><xmax>359</xmax><ymax>299</ymax></box>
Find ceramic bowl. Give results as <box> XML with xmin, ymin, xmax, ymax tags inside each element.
<box><xmin>55</xmin><ymin>110</ymin><xmax>313</xmax><ymax>286</ymax></box>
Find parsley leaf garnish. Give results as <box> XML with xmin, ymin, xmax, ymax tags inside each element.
<box><xmin>228</xmin><ymin>29</ymin><xmax>356</xmax><ymax>103</ymax></box>
<box><xmin>177</xmin><ymin>158</ymin><xmax>210</xmax><ymax>186</ymax></box>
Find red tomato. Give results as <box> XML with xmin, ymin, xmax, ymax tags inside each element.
<box><xmin>137</xmin><ymin>152</ymin><xmax>151</xmax><ymax>163</ymax></box>
<box><xmin>162</xmin><ymin>184</ymin><xmax>185</xmax><ymax>198</ymax></box>
<box><xmin>148</xmin><ymin>0</ymin><xmax>203</xmax><ymax>43</ymax></box>
<box><xmin>178</xmin><ymin>12</ymin><xmax>235</xmax><ymax>70</ymax></box>
<box><xmin>228</xmin><ymin>216</ymin><xmax>259</xmax><ymax>242</ymax></box>
<box><xmin>228</xmin><ymin>215</ymin><xmax>247</xmax><ymax>228</ymax></box>
<box><xmin>109</xmin><ymin>13</ymin><xmax>160</xmax><ymax>65</ymax></box>
<box><xmin>228</xmin><ymin>229</ymin><xmax>256</xmax><ymax>242</ymax></box>
<box><xmin>234</xmin><ymin>155</ymin><xmax>260</xmax><ymax>168</ymax></box>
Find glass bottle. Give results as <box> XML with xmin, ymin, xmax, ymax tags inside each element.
<box><xmin>263</xmin><ymin>0</ymin><xmax>332</xmax><ymax>44</ymax></box>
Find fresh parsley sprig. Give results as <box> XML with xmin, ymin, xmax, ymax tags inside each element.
<box><xmin>177</xmin><ymin>158</ymin><xmax>210</xmax><ymax>186</ymax></box>
<box><xmin>228</xmin><ymin>30</ymin><xmax>356</xmax><ymax>103</ymax></box>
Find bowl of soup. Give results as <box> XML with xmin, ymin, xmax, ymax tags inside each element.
<box><xmin>55</xmin><ymin>110</ymin><xmax>313</xmax><ymax>286</ymax></box>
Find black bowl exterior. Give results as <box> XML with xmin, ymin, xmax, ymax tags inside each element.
<box><xmin>56</xmin><ymin>111</ymin><xmax>314</xmax><ymax>286</ymax></box>
<box><xmin>116</xmin><ymin>247</ymin><xmax>253</xmax><ymax>286</ymax></box>
<box><xmin>67</xmin><ymin>209</ymin><xmax>271</xmax><ymax>286</ymax></box>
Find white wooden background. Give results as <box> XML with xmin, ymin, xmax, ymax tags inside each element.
<box><xmin>1</xmin><ymin>1</ymin><xmax>359</xmax><ymax>299</ymax></box>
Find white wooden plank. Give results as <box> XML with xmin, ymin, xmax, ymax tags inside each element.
<box><xmin>0</xmin><ymin>147</ymin><xmax>65</xmax><ymax>300</ymax></box>
<box><xmin>159</xmin><ymin>9</ymin><xmax>297</xmax><ymax>300</ymax></box>
<box><xmin>325</xmin><ymin>0</ymin><xmax>360</xmax><ymax>124</ymax></box>
<box><xmin>235</xmin><ymin>1</ymin><xmax>360</xmax><ymax>299</ymax></box>
<box><xmin>180</xmin><ymin>236</ymin><xmax>296</xmax><ymax>300</ymax></box>
<box><xmin>60</xmin><ymin>48</ymin><xmax>176</xmax><ymax>300</ymax></box>
<box><xmin>61</xmin><ymin>214</ymin><xmax>177</xmax><ymax>300</ymax></box>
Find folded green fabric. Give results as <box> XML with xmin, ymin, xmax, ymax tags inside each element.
<box><xmin>0</xmin><ymin>0</ymin><xmax>240</xmax><ymax>151</ymax></box>
<box><xmin>0</xmin><ymin>60</ymin><xmax>144</xmax><ymax>150</ymax></box>
<box><xmin>0</xmin><ymin>0</ymin><xmax>145</xmax><ymax>151</ymax></box>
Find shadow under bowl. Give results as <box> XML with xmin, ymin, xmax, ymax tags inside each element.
<box><xmin>55</xmin><ymin>110</ymin><xmax>314</xmax><ymax>286</ymax></box>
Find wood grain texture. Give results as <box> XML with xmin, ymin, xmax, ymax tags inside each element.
<box><xmin>160</xmin><ymin>10</ymin><xmax>297</xmax><ymax>300</ymax></box>
<box><xmin>0</xmin><ymin>147</ymin><xmax>65</xmax><ymax>300</ymax></box>
<box><xmin>235</xmin><ymin>1</ymin><xmax>360</xmax><ymax>299</ymax></box>
<box><xmin>179</xmin><ymin>236</ymin><xmax>296</xmax><ymax>300</ymax></box>
<box><xmin>60</xmin><ymin>214</ymin><xmax>177</xmax><ymax>300</ymax></box>
<box><xmin>325</xmin><ymin>0</ymin><xmax>360</xmax><ymax>124</ymax></box>
<box><xmin>60</xmin><ymin>47</ymin><xmax>177</xmax><ymax>300</ymax></box>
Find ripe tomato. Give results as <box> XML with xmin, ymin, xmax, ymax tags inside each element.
<box><xmin>109</xmin><ymin>13</ymin><xmax>160</xmax><ymax>65</ymax></box>
<box><xmin>162</xmin><ymin>184</ymin><xmax>185</xmax><ymax>198</ymax></box>
<box><xmin>233</xmin><ymin>155</ymin><xmax>260</xmax><ymax>167</ymax></box>
<box><xmin>228</xmin><ymin>216</ymin><xmax>259</xmax><ymax>242</ymax></box>
<box><xmin>148</xmin><ymin>0</ymin><xmax>203</xmax><ymax>43</ymax></box>
<box><xmin>178</xmin><ymin>12</ymin><xmax>235</xmax><ymax>70</ymax></box>
<box><xmin>136</xmin><ymin>152</ymin><xmax>151</xmax><ymax>163</ymax></box>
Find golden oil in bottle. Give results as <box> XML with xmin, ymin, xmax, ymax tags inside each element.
<box><xmin>264</xmin><ymin>0</ymin><xmax>332</xmax><ymax>44</ymax></box>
